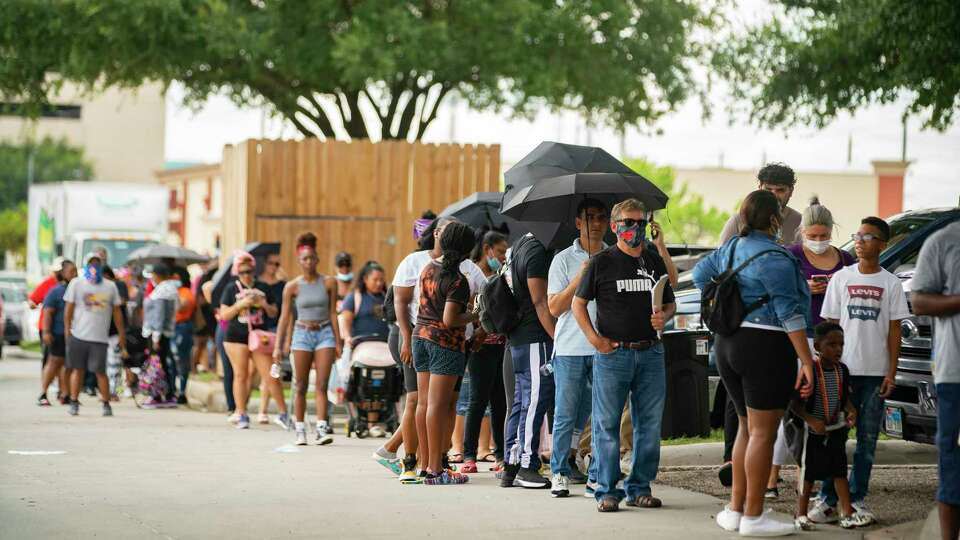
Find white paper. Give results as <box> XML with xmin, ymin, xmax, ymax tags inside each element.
<box><xmin>651</xmin><ymin>275</ymin><xmax>669</xmax><ymax>338</ymax></box>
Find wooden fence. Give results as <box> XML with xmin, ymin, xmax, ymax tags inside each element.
<box><xmin>221</xmin><ymin>139</ymin><xmax>501</xmax><ymax>278</ymax></box>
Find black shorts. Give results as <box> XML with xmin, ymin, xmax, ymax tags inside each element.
<box><xmin>389</xmin><ymin>324</ymin><xmax>418</xmax><ymax>394</ymax></box>
<box><xmin>46</xmin><ymin>334</ymin><xmax>66</xmax><ymax>358</ymax></box>
<box><xmin>715</xmin><ymin>327</ymin><xmax>797</xmax><ymax>416</ymax></box>
<box><xmin>803</xmin><ymin>428</ymin><xmax>849</xmax><ymax>482</ymax></box>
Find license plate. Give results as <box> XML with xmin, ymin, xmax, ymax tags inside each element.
<box><xmin>370</xmin><ymin>370</ymin><xmax>385</xmax><ymax>380</ymax></box>
<box><xmin>884</xmin><ymin>406</ymin><xmax>903</xmax><ymax>438</ymax></box>
<box><xmin>695</xmin><ymin>338</ymin><xmax>709</xmax><ymax>356</ymax></box>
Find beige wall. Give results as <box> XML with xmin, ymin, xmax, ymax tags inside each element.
<box><xmin>674</xmin><ymin>167</ymin><xmax>879</xmax><ymax>241</ymax></box>
<box><xmin>157</xmin><ymin>164</ymin><xmax>222</xmax><ymax>256</ymax></box>
<box><xmin>0</xmin><ymin>83</ymin><xmax>165</xmax><ymax>183</ymax></box>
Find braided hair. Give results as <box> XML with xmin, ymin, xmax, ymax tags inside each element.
<box><xmin>438</xmin><ymin>222</ymin><xmax>477</xmax><ymax>279</ymax></box>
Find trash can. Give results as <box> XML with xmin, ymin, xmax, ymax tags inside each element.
<box><xmin>661</xmin><ymin>330</ymin><xmax>711</xmax><ymax>439</ymax></box>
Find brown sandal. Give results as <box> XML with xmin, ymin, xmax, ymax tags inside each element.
<box><xmin>598</xmin><ymin>497</ymin><xmax>620</xmax><ymax>513</ymax></box>
<box><xmin>626</xmin><ymin>495</ymin><xmax>662</xmax><ymax>508</ymax></box>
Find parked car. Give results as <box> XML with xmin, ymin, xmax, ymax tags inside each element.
<box><xmin>1</xmin><ymin>283</ymin><xmax>28</xmax><ymax>355</ymax></box>
<box><xmin>666</xmin><ymin>207</ymin><xmax>960</xmax><ymax>440</ymax></box>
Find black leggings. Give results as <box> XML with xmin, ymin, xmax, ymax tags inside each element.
<box><xmin>463</xmin><ymin>343</ymin><xmax>507</xmax><ymax>462</ymax></box>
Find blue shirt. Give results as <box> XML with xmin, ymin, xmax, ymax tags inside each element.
<box><xmin>42</xmin><ymin>283</ymin><xmax>68</xmax><ymax>336</ymax></box>
<box><xmin>342</xmin><ymin>291</ymin><xmax>389</xmax><ymax>338</ymax></box>
<box><xmin>548</xmin><ymin>239</ymin><xmax>605</xmax><ymax>356</ymax></box>
<box><xmin>692</xmin><ymin>232</ymin><xmax>811</xmax><ymax>333</ymax></box>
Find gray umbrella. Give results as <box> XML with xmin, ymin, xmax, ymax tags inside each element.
<box><xmin>127</xmin><ymin>244</ymin><xmax>210</xmax><ymax>266</ymax></box>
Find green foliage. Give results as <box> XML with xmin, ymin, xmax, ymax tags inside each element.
<box><xmin>0</xmin><ymin>0</ymin><xmax>718</xmax><ymax>141</ymax></box>
<box><xmin>626</xmin><ymin>158</ymin><xmax>729</xmax><ymax>245</ymax></box>
<box><xmin>0</xmin><ymin>203</ymin><xmax>28</xmax><ymax>260</ymax></box>
<box><xmin>0</xmin><ymin>136</ymin><xmax>93</xmax><ymax>211</ymax></box>
<box><xmin>714</xmin><ymin>0</ymin><xmax>960</xmax><ymax>130</ymax></box>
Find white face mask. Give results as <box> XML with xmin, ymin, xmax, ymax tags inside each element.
<box><xmin>804</xmin><ymin>239</ymin><xmax>831</xmax><ymax>255</ymax></box>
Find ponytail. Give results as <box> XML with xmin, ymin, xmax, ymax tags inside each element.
<box><xmin>438</xmin><ymin>222</ymin><xmax>477</xmax><ymax>279</ymax></box>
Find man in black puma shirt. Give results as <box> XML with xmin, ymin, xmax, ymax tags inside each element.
<box><xmin>573</xmin><ymin>198</ymin><xmax>675</xmax><ymax>513</ymax></box>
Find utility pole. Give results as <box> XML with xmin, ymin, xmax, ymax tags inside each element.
<box><xmin>901</xmin><ymin>115</ymin><xmax>908</xmax><ymax>162</ymax></box>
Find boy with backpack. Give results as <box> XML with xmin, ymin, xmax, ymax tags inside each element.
<box><xmin>792</xmin><ymin>322</ymin><xmax>870</xmax><ymax>530</ymax></box>
<box><xmin>811</xmin><ymin>216</ymin><xmax>910</xmax><ymax>524</ymax></box>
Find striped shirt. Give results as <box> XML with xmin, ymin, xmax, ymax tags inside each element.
<box><xmin>810</xmin><ymin>363</ymin><xmax>844</xmax><ymax>422</ymax></box>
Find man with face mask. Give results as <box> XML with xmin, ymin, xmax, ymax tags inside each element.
<box><xmin>572</xmin><ymin>198</ymin><xmax>676</xmax><ymax>512</ymax></box>
<box><xmin>719</xmin><ymin>162</ymin><xmax>803</xmax><ymax>245</ymax></box>
<box><xmin>63</xmin><ymin>253</ymin><xmax>128</xmax><ymax>417</ymax></box>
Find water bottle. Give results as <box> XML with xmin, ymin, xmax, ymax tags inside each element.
<box><xmin>270</xmin><ymin>362</ymin><xmax>281</xmax><ymax>379</ymax></box>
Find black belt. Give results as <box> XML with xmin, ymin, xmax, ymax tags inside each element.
<box><xmin>620</xmin><ymin>339</ymin><xmax>659</xmax><ymax>351</ymax></box>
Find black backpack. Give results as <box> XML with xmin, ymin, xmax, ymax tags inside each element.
<box><xmin>382</xmin><ymin>285</ymin><xmax>397</xmax><ymax>324</ymax></box>
<box><xmin>475</xmin><ymin>242</ymin><xmax>522</xmax><ymax>336</ymax></box>
<box><xmin>701</xmin><ymin>238</ymin><xmax>783</xmax><ymax>336</ymax></box>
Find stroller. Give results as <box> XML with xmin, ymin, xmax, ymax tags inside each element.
<box><xmin>343</xmin><ymin>335</ymin><xmax>402</xmax><ymax>438</ymax></box>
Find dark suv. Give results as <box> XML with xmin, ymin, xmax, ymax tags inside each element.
<box><xmin>668</xmin><ymin>207</ymin><xmax>960</xmax><ymax>441</ymax></box>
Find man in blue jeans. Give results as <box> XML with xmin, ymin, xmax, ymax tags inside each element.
<box><xmin>910</xmin><ymin>220</ymin><xmax>960</xmax><ymax>540</ymax></box>
<box><xmin>547</xmin><ymin>198</ymin><xmax>607</xmax><ymax>497</ymax></box>
<box><xmin>572</xmin><ymin>198</ymin><xmax>675</xmax><ymax>512</ymax></box>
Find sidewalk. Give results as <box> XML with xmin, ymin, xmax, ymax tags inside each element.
<box><xmin>0</xmin><ymin>356</ymin><xmax>863</xmax><ymax>540</ymax></box>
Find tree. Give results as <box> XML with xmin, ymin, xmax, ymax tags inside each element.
<box><xmin>0</xmin><ymin>203</ymin><xmax>28</xmax><ymax>263</ymax></box>
<box><xmin>714</xmin><ymin>0</ymin><xmax>960</xmax><ymax>130</ymax></box>
<box><xmin>625</xmin><ymin>158</ymin><xmax>729</xmax><ymax>245</ymax></box>
<box><xmin>0</xmin><ymin>0</ymin><xmax>717</xmax><ymax>141</ymax></box>
<box><xmin>0</xmin><ymin>137</ymin><xmax>93</xmax><ymax>211</ymax></box>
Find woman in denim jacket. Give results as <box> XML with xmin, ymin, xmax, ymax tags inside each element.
<box><xmin>693</xmin><ymin>190</ymin><xmax>815</xmax><ymax>537</ymax></box>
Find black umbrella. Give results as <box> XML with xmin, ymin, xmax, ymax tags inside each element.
<box><xmin>210</xmin><ymin>242</ymin><xmax>281</xmax><ymax>308</ymax></box>
<box><xmin>439</xmin><ymin>192</ymin><xmax>527</xmax><ymax>243</ymax></box>
<box><xmin>521</xmin><ymin>221</ymin><xmax>580</xmax><ymax>252</ymax></box>
<box><xmin>504</xmin><ymin>141</ymin><xmax>639</xmax><ymax>194</ymax></box>
<box><xmin>501</xmin><ymin>172</ymin><xmax>669</xmax><ymax>225</ymax></box>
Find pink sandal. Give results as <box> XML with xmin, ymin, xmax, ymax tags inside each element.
<box><xmin>460</xmin><ymin>460</ymin><xmax>478</xmax><ymax>473</ymax></box>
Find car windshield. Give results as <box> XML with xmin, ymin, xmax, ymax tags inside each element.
<box><xmin>0</xmin><ymin>286</ymin><xmax>27</xmax><ymax>303</ymax></box>
<box><xmin>81</xmin><ymin>239</ymin><xmax>155</xmax><ymax>267</ymax></box>
<box><xmin>839</xmin><ymin>214</ymin><xmax>938</xmax><ymax>259</ymax></box>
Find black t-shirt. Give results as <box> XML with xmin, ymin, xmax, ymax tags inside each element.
<box><xmin>261</xmin><ymin>280</ymin><xmax>285</xmax><ymax>331</ymax></box>
<box><xmin>220</xmin><ymin>280</ymin><xmax>272</xmax><ymax>343</ymax></box>
<box><xmin>576</xmin><ymin>245</ymin><xmax>675</xmax><ymax>342</ymax></box>
<box><xmin>508</xmin><ymin>234</ymin><xmax>552</xmax><ymax>345</ymax></box>
<box><xmin>414</xmin><ymin>261</ymin><xmax>470</xmax><ymax>351</ymax></box>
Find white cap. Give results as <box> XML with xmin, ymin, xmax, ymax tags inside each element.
<box><xmin>48</xmin><ymin>257</ymin><xmax>67</xmax><ymax>273</ymax></box>
<box><xmin>82</xmin><ymin>252</ymin><xmax>103</xmax><ymax>266</ymax></box>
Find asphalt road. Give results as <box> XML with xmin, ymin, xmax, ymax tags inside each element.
<box><xmin>0</xmin><ymin>352</ymin><xmax>862</xmax><ymax>540</ymax></box>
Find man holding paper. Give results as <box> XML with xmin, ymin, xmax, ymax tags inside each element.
<box><xmin>572</xmin><ymin>198</ymin><xmax>676</xmax><ymax>513</ymax></box>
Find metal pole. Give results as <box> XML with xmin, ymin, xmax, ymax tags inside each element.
<box><xmin>901</xmin><ymin>115</ymin><xmax>908</xmax><ymax>162</ymax></box>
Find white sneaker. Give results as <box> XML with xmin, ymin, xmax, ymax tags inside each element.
<box><xmin>315</xmin><ymin>429</ymin><xmax>333</xmax><ymax>446</ymax></box>
<box><xmin>806</xmin><ymin>500</ymin><xmax>839</xmax><ymax>524</ymax></box>
<box><xmin>738</xmin><ymin>513</ymin><xmax>797</xmax><ymax>537</ymax></box>
<box><xmin>551</xmin><ymin>474</ymin><xmax>569</xmax><ymax>498</ymax></box>
<box><xmin>369</xmin><ymin>425</ymin><xmax>386</xmax><ymax>438</ymax></box>
<box><xmin>850</xmin><ymin>501</ymin><xmax>876</xmax><ymax>523</ymax></box>
<box><xmin>716</xmin><ymin>505</ymin><xmax>743</xmax><ymax>532</ymax></box>
<box><xmin>295</xmin><ymin>430</ymin><xmax>308</xmax><ymax>446</ymax></box>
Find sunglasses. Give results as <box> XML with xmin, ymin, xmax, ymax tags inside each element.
<box><xmin>237</xmin><ymin>269</ymin><xmax>254</xmax><ymax>276</ymax></box>
<box><xmin>266</xmin><ymin>261</ymin><xmax>280</xmax><ymax>267</ymax></box>
<box><xmin>851</xmin><ymin>233</ymin><xmax>883</xmax><ymax>242</ymax></box>
<box><xmin>615</xmin><ymin>218</ymin><xmax>648</xmax><ymax>228</ymax></box>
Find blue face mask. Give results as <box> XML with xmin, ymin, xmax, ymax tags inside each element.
<box><xmin>487</xmin><ymin>257</ymin><xmax>501</xmax><ymax>272</ymax></box>
<box><xmin>336</xmin><ymin>272</ymin><xmax>353</xmax><ymax>282</ymax></box>
<box><xmin>84</xmin><ymin>263</ymin><xmax>103</xmax><ymax>284</ymax></box>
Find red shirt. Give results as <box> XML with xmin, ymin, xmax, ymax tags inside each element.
<box><xmin>29</xmin><ymin>276</ymin><xmax>58</xmax><ymax>331</ymax></box>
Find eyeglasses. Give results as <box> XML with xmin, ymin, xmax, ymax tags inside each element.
<box><xmin>615</xmin><ymin>218</ymin><xmax>647</xmax><ymax>228</ymax></box>
<box><xmin>851</xmin><ymin>233</ymin><xmax>883</xmax><ymax>242</ymax></box>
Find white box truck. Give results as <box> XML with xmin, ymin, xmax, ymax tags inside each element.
<box><xmin>27</xmin><ymin>182</ymin><xmax>169</xmax><ymax>285</ymax></box>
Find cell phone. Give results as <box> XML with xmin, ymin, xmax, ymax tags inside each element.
<box><xmin>812</xmin><ymin>275</ymin><xmax>829</xmax><ymax>284</ymax></box>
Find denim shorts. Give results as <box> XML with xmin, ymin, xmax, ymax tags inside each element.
<box><xmin>412</xmin><ymin>338</ymin><xmax>466</xmax><ymax>376</ymax></box>
<box><xmin>936</xmin><ymin>383</ymin><xmax>960</xmax><ymax>505</ymax></box>
<box><xmin>291</xmin><ymin>324</ymin><xmax>335</xmax><ymax>352</ymax></box>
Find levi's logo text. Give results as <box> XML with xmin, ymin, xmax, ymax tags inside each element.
<box><xmin>846</xmin><ymin>285</ymin><xmax>883</xmax><ymax>322</ymax></box>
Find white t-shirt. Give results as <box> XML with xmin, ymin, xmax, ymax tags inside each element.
<box><xmin>391</xmin><ymin>250</ymin><xmax>485</xmax><ymax>324</ymax></box>
<box><xmin>64</xmin><ymin>278</ymin><xmax>122</xmax><ymax>344</ymax></box>
<box><xmin>820</xmin><ymin>265</ymin><xmax>910</xmax><ymax>376</ymax></box>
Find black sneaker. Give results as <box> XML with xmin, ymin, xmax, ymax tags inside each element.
<box><xmin>68</xmin><ymin>400</ymin><xmax>79</xmax><ymax>416</ymax></box>
<box><xmin>567</xmin><ymin>456</ymin><xmax>588</xmax><ymax>484</ymax></box>
<box><xmin>176</xmin><ymin>395</ymin><xmax>188</xmax><ymax>405</ymax></box>
<box><xmin>499</xmin><ymin>463</ymin><xmax>520</xmax><ymax>488</ymax></box>
<box><xmin>718</xmin><ymin>462</ymin><xmax>733</xmax><ymax>487</ymax></box>
<box><xmin>102</xmin><ymin>401</ymin><xmax>113</xmax><ymax>417</ymax></box>
<box><xmin>37</xmin><ymin>394</ymin><xmax>51</xmax><ymax>406</ymax></box>
<box><xmin>516</xmin><ymin>466</ymin><xmax>550</xmax><ymax>489</ymax></box>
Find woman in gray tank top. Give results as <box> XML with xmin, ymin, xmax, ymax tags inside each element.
<box><xmin>274</xmin><ymin>232</ymin><xmax>342</xmax><ymax>446</ymax></box>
